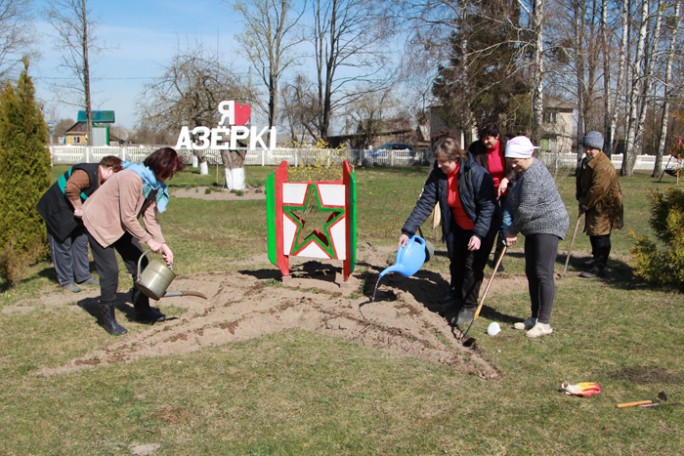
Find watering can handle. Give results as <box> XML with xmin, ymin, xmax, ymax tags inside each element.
<box><xmin>137</xmin><ymin>249</ymin><xmax>173</xmax><ymax>278</ymax></box>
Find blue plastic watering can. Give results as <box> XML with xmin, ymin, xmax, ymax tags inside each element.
<box><xmin>379</xmin><ymin>235</ymin><xmax>430</xmax><ymax>278</ymax></box>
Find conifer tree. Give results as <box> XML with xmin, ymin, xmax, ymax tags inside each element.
<box><xmin>0</xmin><ymin>57</ymin><xmax>52</xmax><ymax>286</ymax></box>
<box><xmin>432</xmin><ymin>0</ymin><xmax>531</xmax><ymax>136</ymax></box>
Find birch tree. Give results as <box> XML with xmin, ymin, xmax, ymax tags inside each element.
<box><xmin>653</xmin><ymin>1</ymin><xmax>681</xmax><ymax>176</ymax></box>
<box><xmin>622</xmin><ymin>0</ymin><xmax>662</xmax><ymax>176</ymax></box>
<box><xmin>531</xmin><ymin>0</ymin><xmax>545</xmax><ymax>144</ymax></box>
<box><xmin>48</xmin><ymin>0</ymin><xmax>94</xmax><ymax>146</ymax></box>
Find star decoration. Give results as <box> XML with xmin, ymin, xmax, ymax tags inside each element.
<box><xmin>283</xmin><ymin>184</ymin><xmax>345</xmax><ymax>257</ymax></box>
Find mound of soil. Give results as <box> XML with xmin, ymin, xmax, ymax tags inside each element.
<box><xmin>26</xmin><ymin>240</ymin><xmax>532</xmax><ymax>379</ymax></box>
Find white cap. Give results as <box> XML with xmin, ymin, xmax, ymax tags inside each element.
<box><xmin>505</xmin><ymin>136</ymin><xmax>539</xmax><ymax>158</ymax></box>
<box><xmin>487</xmin><ymin>322</ymin><xmax>501</xmax><ymax>336</ymax></box>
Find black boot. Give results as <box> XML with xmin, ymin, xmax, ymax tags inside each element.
<box><xmin>450</xmin><ymin>306</ymin><xmax>476</xmax><ymax>326</ymax></box>
<box><xmin>133</xmin><ymin>287</ymin><xmax>166</xmax><ymax>324</ymax></box>
<box><xmin>98</xmin><ymin>302</ymin><xmax>127</xmax><ymax>335</ymax></box>
<box><xmin>581</xmin><ymin>235</ymin><xmax>610</xmax><ymax>278</ymax></box>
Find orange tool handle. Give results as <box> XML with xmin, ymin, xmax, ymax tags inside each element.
<box><xmin>616</xmin><ymin>400</ymin><xmax>654</xmax><ymax>408</ymax></box>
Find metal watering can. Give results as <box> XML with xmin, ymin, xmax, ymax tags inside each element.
<box><xmin>136</xmin><ymin>250</ymin><xmax>176</xmax><ymax>300</ymax></box>
<box><xmin>379</xmin><ymin>235</ymin><xmax>433</xmax><ymax>278</ymax></box>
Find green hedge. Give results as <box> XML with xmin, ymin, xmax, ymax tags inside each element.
<box><xmin>0</xmin><ymin>58</ymin><xmax>51</xmax><ymax>286</ymax></box>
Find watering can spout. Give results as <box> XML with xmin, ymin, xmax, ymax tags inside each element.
<box><xmin>379</xmin><ymin>235</ymin><xmax>427</xmax><ymax>278</ymax></box>
<box><xmin>379</xmin><ymin>264</ymin><xmax>403</xmax><ymax>278</ymax></box>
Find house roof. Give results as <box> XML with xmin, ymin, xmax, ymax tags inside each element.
<box><xmin>77</xmin><ymin>110</ymin><xmax>115</xmax><ymax>123</ymax></box>
<box><xmin>64</xmin><ymin>122</ymin><xmax>121</xmax><ymax>142</ymax></box>
<box><xmin>544</xmin><ymin>95</ymin><xmax>575</xmax><ymax>110</ymax></box>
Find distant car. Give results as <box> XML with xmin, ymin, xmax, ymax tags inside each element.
<box><xmin>369</xmin><ymin>143</ymin><xmax>415</xmax><ymax>157</ymax></box>
<box><xmin>375</xmin><ymin>143</ymin><xmax>415</xmax><ymax>152</ymax></box>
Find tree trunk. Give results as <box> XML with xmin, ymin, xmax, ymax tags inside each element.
<box><xmin>621</xmin><ymin>0</ymin><xmax>649</xmax><ymax>177</ymax></box>
<box><xmin>81</xmin><ymin>0</ymin><xmax>92</xmax><ymax>146</ymax></box>
<box><xmin>574</xmin><ymin>1</ymin><xmax>585</xmax><ymax>161</ymax></box>
<box><xmin>601</xmin><ymin>0</ymin><xmax>612</xmax><ymax>156</ymax></box>
<box><xmin>531</xmin><ymin>0</ymin><xmax>544</xmax><ymax>146</ymax></box>
<box><xmin>654</xmin><ymin>1</ymin><xmax>680</xmax><ymax>176</ymax></box>
<box><xmin>610</xmin><ymin>0</ymin><xmax>630</xmax><ymax>156</ymax></box>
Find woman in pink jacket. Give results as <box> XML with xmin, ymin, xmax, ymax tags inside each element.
<box><xmin>82</xmin><ymin>147</ymin><xmax>185</xmax><ymax>335</ymax></box>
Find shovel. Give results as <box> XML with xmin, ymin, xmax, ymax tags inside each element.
<box><xmin>461</xmin><ymin>245</ymin><xmax>507</xmax><ymax>348</ymax></box>
<box><xmin>617</xmin><ymin>391</ymin><xmax>668</xmax><ymax>408</ymax></box>
<box><xmin>163</xmin><ymin>290</ymin><xmax>208</xmax><ymax>300</ymax></box>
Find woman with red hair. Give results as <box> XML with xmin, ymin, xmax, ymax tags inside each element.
<box><xmin>82</xmin><ymin>147</ymin><xmax>186</xmax><ymax>335</ymax></box>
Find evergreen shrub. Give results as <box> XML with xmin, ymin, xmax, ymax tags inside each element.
<box><xmin>0</xmin><ymin>58</ymin><xmax>51</xmax><ymax>286</ymax></box>
<box><xmin>631</xmin><ymin>186</ymin><xmax>684</xmax><ymax>292</ymax></box>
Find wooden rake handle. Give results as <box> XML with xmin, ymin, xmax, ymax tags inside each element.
<box><xmin>563</xmin><ymin>215</ymin><xmax>583</xmax><ymax>275</ymax></box>
<box><xmin>473</xmin><ymin>245</ymin><xmax>507</xmax><ymax>320</ymax></box>
<box><xmin>460</xmin><ymin>245</ymin><xmax>507</xmax><ymax>341</ymax></box>
<box><xmin>616</xmin><ymin>400</ymin><xmax>654</xmax><ymax>408</ymax></box>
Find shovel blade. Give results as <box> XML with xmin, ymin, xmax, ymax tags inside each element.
<box><xmin>463</xmin><ymin>337</ymin><xmax>477</xmax><ymax>348</ymax></box>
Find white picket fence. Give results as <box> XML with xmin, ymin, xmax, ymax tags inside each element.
<box><xmin>48</xmin><ymin>145</ymin><xmax>425</xmax><ymax>167</ymax></box>
<box><xmin>49</xmin><ymin>145</ymin><xmax>673</xmax><ymax>171</ymax></box>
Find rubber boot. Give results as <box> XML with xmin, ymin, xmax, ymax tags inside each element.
<box><xmin>132</xmin><ymin>287</ymin><xmax>166</xmax><ymax>324</ymax></box>
<box><xmin>98</xmin><ymin>302</ymin><xmax>127</xmax><ymax>336</ymax></box>
<box><xmin>581</xmin><ymin>235</ymin><xmax>609</xmax><ymax>278</ymax></box>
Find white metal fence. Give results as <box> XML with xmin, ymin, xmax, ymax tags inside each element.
<box><xmin>49</xmin><ymin>145</ymin><xmax>673</xmax><ymax>172</ymax></box>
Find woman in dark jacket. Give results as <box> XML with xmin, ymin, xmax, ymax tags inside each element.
<box><xmin>36</xmin><ymin>155</ymin><xmax>123</xmax><ymax>292</ymax></box>
<box><xmin>399</xmin><ymin>136</ymin><xmax>499</xmax><ymax>325</ymax></box>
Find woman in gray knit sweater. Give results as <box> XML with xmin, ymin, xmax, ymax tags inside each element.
<box><xmin>504</xmin><ymin>136</ymin><xmax>569</xmax><ymax>338</ymax></box>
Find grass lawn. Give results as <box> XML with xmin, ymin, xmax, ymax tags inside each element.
<box><xmin>0</xmin><ymin>163</ymin><xmax>682</xmax><ymax>455</ymax></box>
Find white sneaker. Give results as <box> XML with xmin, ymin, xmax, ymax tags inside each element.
<box><xmin>513</xmin><ymin>317</ymin><xmax>537</xmax><ymax>330</ymax></box>
<box><xmin>526</xmin><ymin>323</ymin><xmax>553</xmax><ymax>338</ymax></box>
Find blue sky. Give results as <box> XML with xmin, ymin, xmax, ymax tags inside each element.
<box><xmin>32</xmin><ymin>0</ymin><xmax>250</xmax><ymax>129</ymax></box>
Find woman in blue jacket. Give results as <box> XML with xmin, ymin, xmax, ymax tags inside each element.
<box><xmin>399</xmin><ymin>136</ymin><xmax>499</xmax><ymax>325</ymax></box>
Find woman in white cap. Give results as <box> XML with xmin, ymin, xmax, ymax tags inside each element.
<box><xmin>576</xmin><ymin>131</ymin><xmax>624</xmax><ymax>278</ymax></box>
<box><xmin>504</xmin><ymin>136</ymin><xmax>569</xmax><ymax>338</ymax></box>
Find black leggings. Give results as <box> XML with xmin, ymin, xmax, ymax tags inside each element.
<box><xmin>524</xmin><ymin>233</ymin><xmax>560</xmax><ymax>324</ymax></box>
<box><xmin>87</xmin><ymin>232</ymin><xmax>148</xmax><ymax>303</ymax></box>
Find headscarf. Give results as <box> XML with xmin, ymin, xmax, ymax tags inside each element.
<box><xmin>122</xmin><ymin>161</ymin><xmax>170</xmax><ymax>213</ymax></box>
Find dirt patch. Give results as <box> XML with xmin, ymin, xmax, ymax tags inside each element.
<box><xmin>171</xmin><ymin>186</ymin><xmax>265</xmax><ymax>201</ymax></box>
<box><xmin>31</xmin><ymin>243</ymin><xmax>531</xmax><ymax>379</ymax></box>
<box><xmin>605</xmin><ymin>366</ymin><xmax>684</xmax><ymax>385</ymax></box>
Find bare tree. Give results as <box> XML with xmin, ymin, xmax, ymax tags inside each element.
<box><xmin>48</xmin><ymin>0</ymin><xmax>95</xmax><ymax>145</ymax></box>
<box><xmin>0</xmin><ymin>0</ymin><xmax>34</xmax><ymax>80</ymax></box>
<box><xmin>280</xmin><ymin>73</ymin><xmax>321</xmax><ymax>145</ymax></box>
<box><xmin>345</xmin><ymin>88</ymin><xmax>403</xmax><ymax>148</ymax></box>
<box><xmin>229</xmin><ymin>0</ymin><xmax>306</xmax><ymax>129</ymax></box>
<box><xmin>138</xmin><ymin>46</ymin><xmax>254</xmax><ymax>175</ymax></box>
<box><xmin>311</xmin><ymin>0</ymin><xmax>395</xmax><ymax>141</ymax></box>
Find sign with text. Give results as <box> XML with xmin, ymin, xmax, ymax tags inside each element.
<box><xmin>176</xmin><ymin>100</ymin><xmax>277</xmax><ymax>151</ymax></box>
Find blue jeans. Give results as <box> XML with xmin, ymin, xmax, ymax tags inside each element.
<box><xmin>498</xmin><ymin>195</ymin><xmax>513</xmax><ymax>245</ymax></box>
